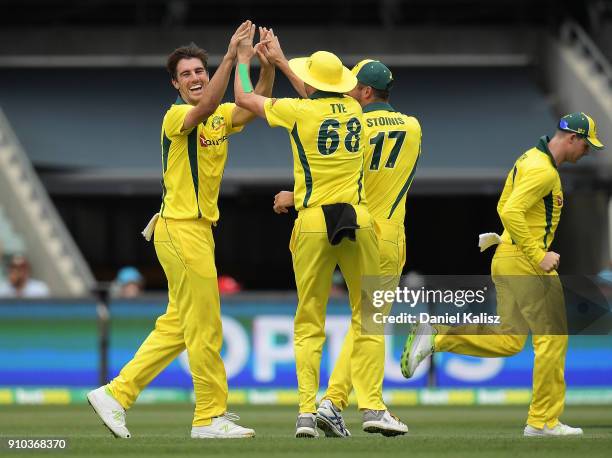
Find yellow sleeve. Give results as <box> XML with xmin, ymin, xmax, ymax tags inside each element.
<box><xmin>498</xmin><ymin>165</ymin><xmax>556</xmax><ymax>265</ymax></box>
<box><xmin>496</xmin><ymin>173</ymin><xmax>513</xmax><ymax>219</ymax></box>
<box><xmin>413</xmin><ymin>117</ymin><xmax>423</xmax><ymax>156</ymax></box>
<box><xmin>219</xmin><ymin>103</ymin><xmax>244</xmax><ymax>136</ymax></box>
<box><xmin>404</xmin><ymin>116</ymin><xmax>422</xmax><ymax>186</ymax></box>
<box><xmin>163</xmin><ymin>104</ymin><xmax>193</xmax><ymax>138</ymax></box>
<box><xmin>264</xmin><ymin>98</ymin><xmax>300</xmax><ymax>129</ymax></box>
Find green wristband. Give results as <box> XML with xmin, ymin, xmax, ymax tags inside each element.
<box><xmin>238</xmin><ymin>63</ymin><xmax>253</xmax><ymax>93</ymax></box>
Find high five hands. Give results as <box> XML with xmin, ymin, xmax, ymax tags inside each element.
<box><xmin>236</xmin><ymin>21</ymin><xmax>273</xmax><ymax>64</ymax></box>
<box><xmin>226</xmin><ymin>20</ymin><xmax>253</xmax><ymax>61</ymax></box>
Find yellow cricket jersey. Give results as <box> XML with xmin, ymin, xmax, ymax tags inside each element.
<box><xmin>264</xmin><ymin>91</ymin><xmax>365</xmax><ymax>211</ymax></box>
<box><xmin>160</xmin><ymin>96</ymin><xmax>243</xmax><ymax>221</ymax></box>
<box><xmin>498</xmin><ymin>136</ymin><xmax>563</xmax><ymax>265</ymax></box>
<box><xmin>361</xmin><ymin>102</ymin><xmax>421</xmax><ymax>223</ymax></box>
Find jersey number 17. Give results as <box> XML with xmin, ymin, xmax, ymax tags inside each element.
<box><xmin>369</xmin><ymin>131</ymin><xmax>406</xmax><ymax>170</ymax></box>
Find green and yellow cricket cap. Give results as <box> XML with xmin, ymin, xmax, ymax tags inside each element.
<box><xmin>351</xmin><ymin>59</ymin><xmax>393</xmax><ymax>91</ymax></box>
<box><xmin>558</xmin><ymin>112</ymin><xmax>604</xmax><ymax>150</ymax></box>
<box><xmin>289</xmin><ymin>51</ymin><xmax>357</xmax><ymax>93</ymax></box>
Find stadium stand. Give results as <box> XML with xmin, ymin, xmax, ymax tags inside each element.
<box><xmin>0</xmin><ymin>110</ymin><xmax>94</xmax><ymax>296</ymax></box>
<box><xmin>0</xmin><ymin>66</ymin><xmax>557</xmax><ymax>185</ymax></box>
<box><xmin>0</xmin><ymin>206</ymin><xmax>27</xmax><ymax>256</ymax></box>
<box><xmin>0</xmin><ymin>0</ymin><xmax>610</xmax><ymax>288</ymax></box>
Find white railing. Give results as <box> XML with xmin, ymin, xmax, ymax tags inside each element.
<box><xmin>544</xmin><ymin>20</ymin><xmax>612</xmax><ymax>168</ymax></box>
<box><xmin>560</xmin><ymin>21</ymin><xmax>612</xmax><ymax>90</ymax></box>
<box><xmin>0</xmin><ymin>109</ymin><xmax>95</xmax><ymax>296</ymax></box>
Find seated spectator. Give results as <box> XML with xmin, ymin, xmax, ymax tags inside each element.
<box><xmin>112</xmin><ymin>266</ymin><xmax>144</xmax><ymax>298</ymax></box>
<box><xmin>218</xmin><ymin>274</ymin><xmax>242</xmax><ymax>295</ymax></box>
<box><xmin>329</xmin><ymin>269</ymin><xmax>347</xmax><ymax>298</ymax></box>
<box><xmin>0</xmin><ymin>254</ymin><xmax>50</xmax><ymax>298</ymax></box>
<box><xmin>0</xmin><ymin>241</ymin><xmax>5</xmax><ymax>284</ymax></box>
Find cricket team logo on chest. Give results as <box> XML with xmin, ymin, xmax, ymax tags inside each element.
<box><xmin>211</xmin><ymin>115</ymin><xmax>226</xmax><ymax>130</ymax></box>
<box><xmin>199</xmin><ymin>115</ymin><xmax>228</xmax><ymax>148</ymax></box>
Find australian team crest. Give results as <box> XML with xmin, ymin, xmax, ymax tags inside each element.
<box><xmin>211</xmin><ymin>115</ymin><xmax>225</xmax><ymax>130</ymax></box>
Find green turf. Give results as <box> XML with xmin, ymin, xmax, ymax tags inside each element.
<box><xmin>0</xmin><ymin>404</ymin><xmax>611</xmax><ymax>457</ymax></box>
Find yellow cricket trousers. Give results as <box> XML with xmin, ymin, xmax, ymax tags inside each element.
<box><xmin>108</xmin><ymin>217</ymin><xmax>227</xmax><ymax>426</ymax></box>
<box><xmin>435</xmin><ymin>243</ymin><xmax>568</xmax><ymax>429</ymax></box>
<box><xmin>291</xmin><ymin>205</ymin><xmax>386</xmax><ymax>413</ymax></box>
<box><xmin>323</xmin><ymin>219</ymin><xmax>406</xmax><ymax>410</ymax></box>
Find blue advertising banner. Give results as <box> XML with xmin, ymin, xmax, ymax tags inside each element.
<box><xmin>1</xmin><ymin>297</ymin><xmax>611</xmax><ymax>389</ymax></box>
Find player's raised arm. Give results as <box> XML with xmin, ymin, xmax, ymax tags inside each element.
<box><xmin>232</xmin><ymin>26</ymin><xmax>276</xmax><ymax>126</ymax></box>
<box><xmin>179</xmin><ymin>21</ymin><xmax>252</xmax><ymax>132</ymax></box>
<box><xmin>234</xmin><ymin>31</ymin><xmax>270</xmax><ymax>118</ymax></box>
<box><xmin>263</xmin><ymin>29</ymin><xmax>308</xmax><ymax>99</ymax></box>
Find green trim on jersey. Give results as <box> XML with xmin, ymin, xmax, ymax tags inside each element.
<box><xmin>536</xmin><ymin>136</ymin><xmax>558</xmax><ymax>169</ymax></box>
<box><xmin>357</xmin><ymin>154</ymin><xmax>364</xmax><ymax>204</ymax></box>
<box><xmin>543</xmin><ymin>192</ymin><xmax>553</xmax><ymax>248</ymax></box>
<box><xmin>388</xmin><ymin>153</ymin><xmax>420</xmax><ymax>218</ymax></box>
<box><xmin>186</xmin><ymin>129</ymin><xmax>202</xmax><ymax>218</ymax></box>
<box><xmin>162</xmin><ymin>134</ymin><xmax>171</xmax><ymax>172</ymax></box>
<box><xmin>160</xmin><ymin>179</ymin><xmax>168</xmax><ymax>217</ymax></box>
<box><xmin>308</xmin><ymin>90</ymin><xmax>344</xmax><ymax>100</ymax></box>
<box><xmin>362</xmin><ymin>102</ymin><xmax>395</xmax><ymax>113</ymax></box>
<box><xmin>291</xmin><ymin>123</ymin><xmax>313</xmax><ymax>208</ymax></box>
<box><xmin>160</xmin><ymin>133</ymin><xmax>172</xmax><ymax>217</ymax></box>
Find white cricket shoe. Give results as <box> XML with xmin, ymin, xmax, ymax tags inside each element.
<box><xmin>524</xmin><ymin>422</ymin><xmax>583</xmax><ymax>437</ymax></box>
<box><xmin>400</xmin><ymin>322</ymin><xmax>435</xmax><ymax>378</ymax></box>
<box><xmin>316</xmin><ymin>399</ymin><xmax>351</xmax><ymax>437</ymax></box>
<box><xmin>87</xmin><ymin>386</ymin><xmax>131</xmax><ymax>438</ymax></box>
<box><xmin>362</xmin><ymin>410</ymin><xmax>408</xmax><ymax>436</ymax></box>
<box><xmin>295</xmin><ymin>413</ymin><xmax>319</xmax><ymax>438</ymax></box>
<box><xmin>191</xmin><ymin>413</ymin><xmax>255</xmax><ymax>439</ymax></box>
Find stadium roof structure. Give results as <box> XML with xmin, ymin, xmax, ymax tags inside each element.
<box><xmin>1</xmin><ymin>17</ymin><xmax>610</xmax><ymax>196</ymax></box>
<box><xmin>1</xmin><ymin>65</ymin><xmax>575</xmax><ymax>195</ymax></box>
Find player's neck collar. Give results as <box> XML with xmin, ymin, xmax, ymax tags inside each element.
<box><xmin>363</xmin><ymin>102</ymin><xmax>395</xmax><ymax>113</ymax></box>
<box><xmin>175</xmin><ymin>94</ymin><xmax>187</xmax><ymax>105</ymax></box>
<box><xmin>308</xmin><ymin>90</ymin><xmax>344</xmax><ymax>99</ymax></box>
<box><xmin>536</xmin><ymin>135</ymin><xmax>557</xmax><ymax>169</ymax></box>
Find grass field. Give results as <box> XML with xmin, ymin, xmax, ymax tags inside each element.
<box><xmin>1</xmin><ymin>404</ymin><xmax>611</xmax><ymax>457</ymax></box>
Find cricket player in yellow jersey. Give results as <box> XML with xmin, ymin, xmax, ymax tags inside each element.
<box><xmin>402</xmin><ymin>113</ymin><xmax>605</xmax><ymax>437</ymax></box>
<box><xmin>273</xmin><ymin>59</ymin><xmax>421</xmax><ymax>437</ymax></box>
<box><xmin>87</xmin><ymin>21</ymin><xmax>275</xmax><ymax>439</ymax></box>
<box><xmin>233</xmin><ymin>33</ymin><xmax>407</xmax><ymax>438</ymax></box>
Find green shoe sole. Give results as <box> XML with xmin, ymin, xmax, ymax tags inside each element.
<box><xmin>400</xmin><ymin>327</ymin><xmax>417</xmax><ymax>378</ymax></box>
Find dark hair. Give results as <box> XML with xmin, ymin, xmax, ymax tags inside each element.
<box><xmin>556</xmin><ymin>128</ymin><xmax>583</xmax><ymax>139</ymax></box>
<box><xmin>357</xmin><ymin>83</ymin><xmax>390</xmax><ymax>101</ymax></box>
<box><xmin>166</xmin><ymin>43</ymin><xmax>208</xmax><ymax>80</ymax></box>
<box><xmin>372</xmin><ymin>87</ymin><xmax>390</xmax><ymax>101</ymax></box>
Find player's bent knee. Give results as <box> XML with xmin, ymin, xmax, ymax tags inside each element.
<box><xmin>504</xmin><ymin>336</ymin><xmax>526</xmax><ymax>355</ymax></box>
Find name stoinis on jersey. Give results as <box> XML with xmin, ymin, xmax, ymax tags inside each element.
<box><xmin>159</xmin><ymin>99</ymin><xmax>244</xmax><ymax>222</ymax></box>
<box><xmin>366</xmin><ymin>116</ymin><xmax>406</xmax><ymax>127</ymax></box>
<box><xmin>361</xmin><ymin>102</ymin><xmax>422</xmax><ymax>223</ymax></box>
